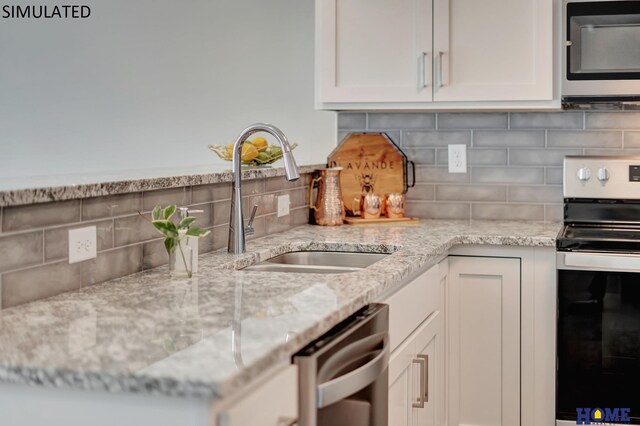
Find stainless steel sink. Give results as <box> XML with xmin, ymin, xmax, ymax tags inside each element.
<box><xmin>242</xmin><ymin>251</ymin><xmax>389</xmax><ymax>274</ymax></box>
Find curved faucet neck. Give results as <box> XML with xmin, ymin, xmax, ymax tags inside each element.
<box><xmin>228</xmin><ymin>123</ymin><xmax>300</xmax><ymax>254</ymax></box>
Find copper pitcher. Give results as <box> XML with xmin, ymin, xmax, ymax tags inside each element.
<box><xmin>309</xmin><ymin>167</ymin><xmax>346</xmax><ymax>226</ymax></box>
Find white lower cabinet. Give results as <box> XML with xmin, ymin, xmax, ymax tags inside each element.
<box><xmin>446</xmin><ymin>256</ymin><xmax>521</xmax><ymax>426</ymax></box>
<box><xmin>389</xmin><ymin>310</ymin><xmax>444</xmax><ymax>426</ymax></box>
<box><xmin>385</xmin><ymin>261</ymin><xmax>446</xmax><ymax>426</ymax></box>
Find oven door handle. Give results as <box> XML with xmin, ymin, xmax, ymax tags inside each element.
<box><xmin>559</xmin><ymin>251</ymin><xmax>640</xmax><ymax>272</ymax></box>
<box><xmin>316</xmin><ymin>332</ymin><xmax>389</xmax><ymax>409</ymax></box>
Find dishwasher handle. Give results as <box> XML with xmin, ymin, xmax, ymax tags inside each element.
<box><xmin>316</xmin><ymin>332</ymin><xmax>389</xmax><ymax>408</ymax></box>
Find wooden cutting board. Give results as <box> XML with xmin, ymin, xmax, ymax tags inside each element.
<box><xmin>328</xmin><ymin>133</ymin><xmax>406</xmax><ymax>215</ymax></box>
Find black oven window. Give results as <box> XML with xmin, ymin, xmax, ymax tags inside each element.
<box><xmin>557</xmin><ymin>270</ymin><xmax>640</xmax><ymax>423</ymax></box>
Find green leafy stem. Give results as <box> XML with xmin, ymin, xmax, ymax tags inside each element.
<box><xmin>142</xmin><ymin>205</ymin><xmax>210</xmax><ymax>278</ymax></box>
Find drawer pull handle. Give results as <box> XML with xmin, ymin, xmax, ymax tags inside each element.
<box><xmin>412</xmin><ymin>357</ymin><xmax>426</xmax><ymax>408</ymax></box>
<box><xmin>417</xmin><ymin>354</ymin><xmax>429</xmax><ymax>402</ymax></box>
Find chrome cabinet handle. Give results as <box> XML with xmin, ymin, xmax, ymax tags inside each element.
<box><xmin>435</xmin><ymin>51</ymin><xmax>445</xmax><ymax>89</ymax></box>
<box><xmin>418</xmin><ymin>52</ymin><xmax>430</xmax><ymax>89</ymax></box>
<box><xmin>412</xmin><ymin>357</ymin><xmax>426</xmax><ymax>408</ymax></box>
<box><xmin>417</xmin><ymin>354</ymin><xmax>429</xmax><ymax>402</ymax></box>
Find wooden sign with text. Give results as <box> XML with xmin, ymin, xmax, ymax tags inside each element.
<box><xmin>328</xmin><ymin>133</ymin><xmax>408</xmax><ymax>215</ymax></box>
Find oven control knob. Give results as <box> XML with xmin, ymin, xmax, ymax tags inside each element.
<box><xmin>577</xmin><ymin>167</ymin><xmax>591</xmax><ymax>181</ymax></box>
<box><xmin>597</xmin><ymin>167</ymin><xmax>610</xmax><ymax>182</ymax></box>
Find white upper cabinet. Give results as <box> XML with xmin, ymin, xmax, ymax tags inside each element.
<box><xmin>432</xmin><ymin>0</ymin><xmax>553</xmax><ymax>102</ymax></box>
<box><xmin>316</xmin><ymin>0</ymin><xmax>554</xmax><ymax>108</ymax></box>
<box><xmin>316</xmin><ymin>0</ymin><xmax>433</xmax><ymax>103</ymax></box>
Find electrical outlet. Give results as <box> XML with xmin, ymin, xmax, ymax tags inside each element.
<box><xmin>277</xmin><ymin>194</ymin><xmax>290</xmax><ymax>217</ymax></box>
<box><xmin>448</xmin><ymin>144</ymin><xmax>467</xmax><ymax>173</ymax></box>
<box><xmin>68</xmin><ymin>226</ymin><xmax>97</xmax><ymax>264</ymax></box>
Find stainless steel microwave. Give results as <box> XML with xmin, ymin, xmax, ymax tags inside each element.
<box><xmin>562</xmin><ymin>0</ymin><xmax>640</xmax><ymax>101</ymax></box>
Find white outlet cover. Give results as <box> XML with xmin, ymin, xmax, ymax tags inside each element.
<box><xmin>448</xmin><ymin>144</ymin><xmax>467</xmax><ymax>173</ymax></box>
<box><xmin>68</xmin><ymin>226</ymin><xmax>97</xmax><ymax>264</ymax></box>
<box><xmin>277</xmin><ymin>194</ymin><xmax>291</xmax><ymax>217</ymax></box>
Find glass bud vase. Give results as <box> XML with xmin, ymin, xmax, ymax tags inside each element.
<box><xmin>170</xmin><ymin>232</ymin><xmax>194</xmax><ymax>278</ymax></box>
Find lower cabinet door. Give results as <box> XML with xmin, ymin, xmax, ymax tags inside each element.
<box><xmin>389</xmin><ymin>311</ymin><xmax>444</xmax><ymax>426</ymax></box>
<box><xmin>447</xmin><ymin>256</ymin><xmax>521</xmax><ymax>426</ymax></box>
<box><xmin>414</xmin><ymin>311</ymin><xmax>444</xmax><ymax>426</ymax></box>
<box><xmin>389</xmin><ymin>331</ymin><xmax>416</xmax><ymax>426</ymax></box>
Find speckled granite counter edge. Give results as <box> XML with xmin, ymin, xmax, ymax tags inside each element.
<box><xmin>0</xmin><ymin>164</ymin><xmax>322</xmax><ymax>207</ymax></box>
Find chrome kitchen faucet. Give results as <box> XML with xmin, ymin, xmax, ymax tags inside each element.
<box><xmin>228</xmin><ymin>123</ymin><xmax>299</xmax><ymax>254</ymax></box>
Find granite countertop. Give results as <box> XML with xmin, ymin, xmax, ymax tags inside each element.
<box><xmin>0</xmin><ymin>163</ymin><xmax>322</xmax><ymax>207</ymax></box>
<box><xmin>0</xmin><ymin>220</ymin><xmax>561</xmax><ymax>401</ymax></box>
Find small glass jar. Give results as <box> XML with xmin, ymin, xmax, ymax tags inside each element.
<box><xmin>169</xmin><ymin>231</ymin><xmax>194</xmax><ymax>278</ymax></box>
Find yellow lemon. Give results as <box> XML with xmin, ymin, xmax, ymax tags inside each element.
<box><xmin>251</xmin><ymin>137</ymin><xmax>269</xmax><ymax>152</ymax></box>
<box><xmin>225</xmin><ymin>143</ymin><xmax>234</xmax><ymax>159</ymax></box>
<box><xmin>241</xmin><ymin>143</ymin><xmax>259</xmax><ymax>162</ymax></box>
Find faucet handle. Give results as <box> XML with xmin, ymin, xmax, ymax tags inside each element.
<box><xmin>245</xmin><ymin>204</ymin><xmax>258</xmax><ymax>236</ymax></box>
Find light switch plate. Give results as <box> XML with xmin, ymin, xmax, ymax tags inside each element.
<box><xmin>68</xmin><ymin>226</ymin><xmax>97</xmax><ymax>264</ymax></box>
<box><xmin>448</xmin><ymin>144</ymin><xmax>467</xmax><ymax>173</ymax></box>
<box><xmin>277</xmin><ymin>194</ymin><xmax>290</xmax><ymax>217</ymax></box>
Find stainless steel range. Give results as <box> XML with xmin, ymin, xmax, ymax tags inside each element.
<box><xmin>556</xmin><ymin>156</ymin><xmax>640</xmax><ymax>425</ymax></box>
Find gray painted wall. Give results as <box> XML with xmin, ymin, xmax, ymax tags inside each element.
<box><xmin>0</xmin><ymin>0</ymin><xmax>335</xmax><ymax>179</ymax></box>
<box><xmin>338</xmin><ymin>111</ymin><xmax>640</xmax><ymax>221</ymax></box>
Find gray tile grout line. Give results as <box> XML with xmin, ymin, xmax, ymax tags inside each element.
<box><xmin>139</xmin><ymin>244</ymin><xmax>145</xmax><ymax>273</ymax></box>
<box><xmin>1</xmin><ymin>216</ymin><xmax>131</xmax><ymax>238</ymax></box>
<box><xmin>111</xmin><ymin>218</ymin><xmax>116</xmax><ymax>250</ymax></box>
<box><xmin>41</xmin><ymin>229</ymin><xmax>46</xmax><ymax>265</ymax></box>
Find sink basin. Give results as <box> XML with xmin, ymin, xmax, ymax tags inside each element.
<box><xmin>242</xmin><ymin>251</ymin><xmax>389</xmax><ymax>274</ymax></box>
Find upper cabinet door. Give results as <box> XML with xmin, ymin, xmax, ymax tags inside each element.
<box><xmin>432</xmin><ymin>0</ymin><xmax>553</xmax><ymax>102</ymax></box>
<box><xmin>316</xmin><ymin>0</ymin><xmax>433</xmax><ymax>103</ymax></box>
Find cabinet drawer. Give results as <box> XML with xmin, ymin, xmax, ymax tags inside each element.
<box><xmin>384</xmin><ymin>264</ymin><xmax>441</xmax><ymax>351</ymax></box>
<box><xmin>217</xmin><ymin>366</ymin><xmax>297</xmax><ymax>426</ymax></box>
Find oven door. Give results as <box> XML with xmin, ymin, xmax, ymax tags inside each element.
<box><xmin>557</xmin><ymin>252</ymin><xmax>640</xmax><ymax>425</ymax></box>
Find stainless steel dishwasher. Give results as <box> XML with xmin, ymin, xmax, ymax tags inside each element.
<box><xmin>294</xmin><ymin>303</ymin><xmax>389</xmax><ymax>426</ymax></box>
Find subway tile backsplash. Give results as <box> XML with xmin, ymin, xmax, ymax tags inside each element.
<box><xmin>0</xmin><ymin>174</ymin><xmax>311</xmax><ymax>309</ymax></box>
<box><xmin>338</xmin><ymin>110</ymin><xmax>640</xmax><ymax>222</ymax></box>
